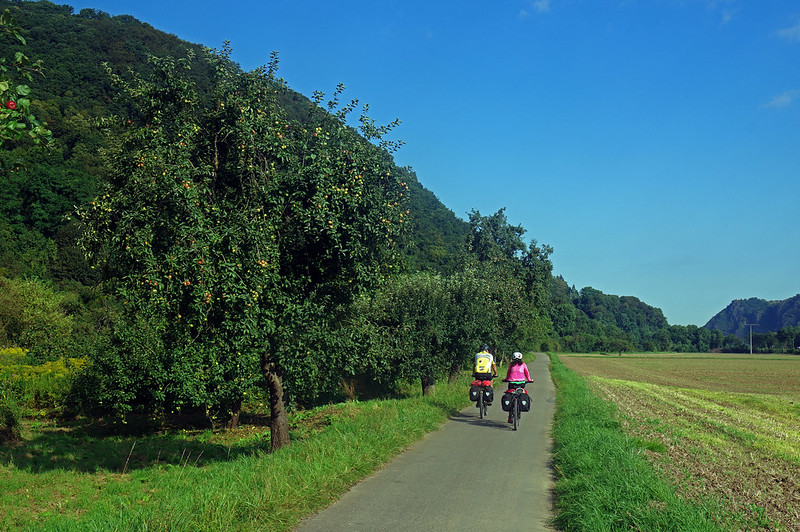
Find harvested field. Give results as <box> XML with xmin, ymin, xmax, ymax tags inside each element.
<box><xmin>561</xmin><ymin>353</ymin><xmax>800</xmax><ymax>531</ymax></box>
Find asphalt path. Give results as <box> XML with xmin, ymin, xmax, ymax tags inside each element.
<box><xmin>295</xmin><ymin>354</ymin><xmax>556</xmax><ymax>531</ymax></box>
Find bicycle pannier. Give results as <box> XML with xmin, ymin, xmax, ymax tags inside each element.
<box><xmin>501</xmin><ymin>391</ymin><xmax>514</xmax><ymax>412</ymax></box>
<box><xmin>469</xmin><ymin>384</ymin><xmax>481</xmax><ymax>402</ymax></box>
<box><xmin>483</xmin><ymin>386</ymin><xmax>494</xmax><ymax>403</ymax></box>
<box><xmin>519</xmin><ymin>390</ymin><xmax>531</xmax><ymax>412</ymax></box>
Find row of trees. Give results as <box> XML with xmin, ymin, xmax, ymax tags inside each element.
<box><xmin>0</xmin><ymin>8</ymin><xmax>51</xmax><ymax>152</ymax></box>
<box><xmin>748</xmin><ymin>326</ymin><xmax>800</xmax><ymax>354</ymax></box>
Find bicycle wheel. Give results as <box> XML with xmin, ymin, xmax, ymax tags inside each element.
<box><xmin>478</xmin><ymin>390</ymin><xmax>484</xmax><ymax>419</ymax></box>
<box><xmin>513</xmin><ymin>398</ymin><xmax>519</xmax><ymax>431</ymax></box>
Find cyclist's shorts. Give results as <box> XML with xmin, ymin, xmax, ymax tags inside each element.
<box><xmin>473</xmin><ymin>372</ymin><xmax>493</xmax><ymax>381</ymax></box>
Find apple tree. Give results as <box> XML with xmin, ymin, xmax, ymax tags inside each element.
<box><xmin>78</xmin><ymin>48</ymin><xmax>407</xmax><ymax>448</ymax></box>
<box><xmin>0</xmin><ymin>9</ymin><xmax>51</xmax><ymax>153</ymax></box>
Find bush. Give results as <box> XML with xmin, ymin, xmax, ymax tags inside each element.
<box><xmin>0</xmin><ymin>398</ymin><xmax>20</xmax><ymax>443</ymax></box>
<box><xmin>0</xmin><ymin>277</ymin><xmax>77</xmax><ymax>362</ymax></box>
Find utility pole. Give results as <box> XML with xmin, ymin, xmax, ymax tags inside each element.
<box><xmin>745</xmin><ymin>323</ymin><xmax>758</xmax><ymax>354</ymax></box>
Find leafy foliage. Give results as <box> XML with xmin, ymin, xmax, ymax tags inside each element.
<box><xmin>0</xmin><ymin>7</ymin><xmax>51</xmax><ymax>151</ymax></box>
<box><xmin>76</xmin><ymin>48</ymin><xmax>408</xmax><ymax>446</ymax></box>
<box><xmin>0</xmin><ymin>348</ymin><xmax>86</xmax><ymax>409</ymax></box>
<box><xmin>351</xmin><ymin>270</ymin><xmax>498</xmax><ymax>392</ymax></box>
<box><xmin>0</xmin><ymin>276</ymin><xmax>77</xmax><ymax>362</ymax></box>
<box><xmin>400</xmin><ymin>167</ymin><xmax>469</xmax><ymax>274</ymax></box>
<box><xmin>464</xmin><ymin>208</ymin><xmax>553</xmax><ymax>355</ymax></box>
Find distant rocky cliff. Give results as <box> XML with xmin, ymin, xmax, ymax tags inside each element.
<box><xmin>705</xmin><ymin>294</ymin><xmax>800</xmax><ymax>338</ymax></box>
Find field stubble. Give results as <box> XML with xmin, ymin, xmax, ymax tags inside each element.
<box><xmin>561</xmin><ymin>353</ymin><xmax>800</xmax><ymax>531</ymax></box>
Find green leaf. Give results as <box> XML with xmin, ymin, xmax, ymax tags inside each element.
<box><xmin>0</xmin><ymin>81</ymin><xmax>8</xmax><ymax>92</ymax></box>
<box><xmin>15</xmin><ymin>85</ymin><xmax>31</xmax><ymax>96</ymax></box>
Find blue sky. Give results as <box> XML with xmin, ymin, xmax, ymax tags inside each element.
<box><xmin>67</xmin><ymin>0</ymin><xmax>800</xmax><ymax>326</ymax></box>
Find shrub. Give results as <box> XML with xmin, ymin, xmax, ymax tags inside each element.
<box><xmin>0</xmin><ymin>277</ymin><xmax>77</xmax><ymax>362</ymax></box>
<box><xmin>0</xmin><ymin>397</ymin><xmax>20</xmax><ymax>443</ymax></box>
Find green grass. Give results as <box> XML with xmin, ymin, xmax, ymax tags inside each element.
<box><xmin>0</xmin><ymin>375</ymin><xmax>471</xmax><ymax>531</ymax></box>
<box><xmin>549</xmin><ymin>354</ymin><xmax>723</xmax><ymax>531</ymax></box>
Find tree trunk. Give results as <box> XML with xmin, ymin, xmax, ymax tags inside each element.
<box><xmin>225</xmin><ymin>398</ymin><xmax>242</xmax><ymax>430</ymax></box>
<box><xmin>421</xmin><ymin>374</ymin><xmax>435</xmax><ymax>396</ymax></box>
<box><xmin>261</xmin><ymin>353</ymin><xmax>290</xmax><ymax>451</ymax></box>
<box><xmin>448</xmin><ymin>362</ymin><xmax>462</xmax><ymax>383</ymax></box>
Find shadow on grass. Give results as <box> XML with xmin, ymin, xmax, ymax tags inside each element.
<box><xmin>1</xmin><ymin>384</ymin><xmax>423</xmax><ymax>476</ymax></box>
<box><xmin>0</xmin><ymin>413</ymin><xmax>272</xmax><ymax>474</ymax></box>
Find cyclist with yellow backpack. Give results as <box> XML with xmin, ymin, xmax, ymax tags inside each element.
<box><xmin>473</xmin><ymin>345</ymin><xmax>498</xmax><ymax>379</ymax></box>
<box><xmin>472</xmin><ymin>345</ymin><xmax>498</xmax><ymax>405</ymax></box>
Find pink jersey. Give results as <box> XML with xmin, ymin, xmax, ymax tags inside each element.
<box><xmin>505</xmin><ymin>362</ymin><xmax>531</xmax><ymax>382</ymax></box>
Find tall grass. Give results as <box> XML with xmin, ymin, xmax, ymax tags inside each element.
<box><xmin>550</xmin><ymin>354</ymin><xmax>722</xmax><ymax>531</ymax></box>
<box><xmin>3</xmin><ymin>375</ymin><xmax>470</xmax><ymax>531</ymax></box>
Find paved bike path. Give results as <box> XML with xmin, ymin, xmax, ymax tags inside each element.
<box><xmin>295</xmin><ymin>354</ymin><xmax>556</xmax><ymax>531</ymax></box>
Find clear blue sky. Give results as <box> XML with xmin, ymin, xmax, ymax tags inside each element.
<box><xmin>68</xmin><ymin>0</ymin><xmax>800</xmax><ymax>326</ymax></box>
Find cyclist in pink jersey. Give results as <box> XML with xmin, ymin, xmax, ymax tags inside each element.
<box><xmin>504</xmin><ymin>351</ymin><xmax>532</xmax><ymax>423</ymax></box>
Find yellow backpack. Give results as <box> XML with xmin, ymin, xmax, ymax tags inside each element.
<box><xmin>474</xmin><ymin>353</ymin><xmax>492</xmax><ymax>374</ymax></box>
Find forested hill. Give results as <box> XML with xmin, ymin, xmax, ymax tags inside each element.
<box><xmin>705</xmin><ymin>295</ymin><xmax>800</xmax><ymax>338</ymax></box>
<box><xmin>3</xmin><ymin>0</ymin><xmax>750</xmax><ymax>356</ymax></box>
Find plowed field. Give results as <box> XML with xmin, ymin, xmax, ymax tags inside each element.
<box><xmin>561</xmin><ymin>353</ymin><xmax>800</xmax><ymax>530</ymax></box>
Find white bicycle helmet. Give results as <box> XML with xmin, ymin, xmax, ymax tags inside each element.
<box><xmin>512</xmin><ymin>352</ymin><xmax>523</xmax><ymax>360</ymax></box>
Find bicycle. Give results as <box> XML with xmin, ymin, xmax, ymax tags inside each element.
<box><xmin>472</xmin><ymin>375</ymin><xmax>496</xmax><ymax>419</ymax></box>
<box><xmin>502</xmin><ymin>380</ymin><xmax>533</xmax><ymax>431</ymax></box>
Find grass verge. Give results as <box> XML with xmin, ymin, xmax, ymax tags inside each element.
<box><xmin>1</xmin><ymin>376</ymin><xmax>470</xmax><ymax>531</ymax></box>
<box><xmin>549</xmin><ymin>354</ymin><xmax>722</xmax><ymax>531</ymax></box>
